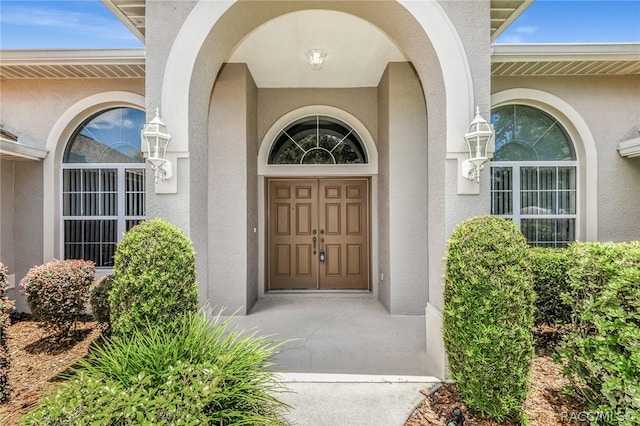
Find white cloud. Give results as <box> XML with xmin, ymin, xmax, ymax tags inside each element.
<box><xmin>497</xmin><ymin>35</ymin><xmax>526</xmax><ymax>43</ymax></box>
<box><xmin>0</xmin><ymin>4</ymin><xmax>138</xmax><ymax>44</ymax></box>
<box><xmin>514</xmin><ymin>26</ymin><xmax>538</xmax><ymax>35</ymax></box>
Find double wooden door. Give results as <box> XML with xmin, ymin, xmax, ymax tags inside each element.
<box><xmin>268</xmin><ymin>179</ymin><xmax>369</xmax><ymax>290</ymax></box>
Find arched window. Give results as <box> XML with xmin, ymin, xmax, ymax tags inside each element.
<box><xmin>491</xmin><ymin>104</ymin><xmax>577</xmax><ymax>247</ymax></box>
<box><xmin>268</xmin><ymin>115</ymin><xmax>367</xmax><ymax>165</ymax></box>
<box><xmin>62</xmin><ymin>107</ymin><xmax>146</xmax><ymax>267</ymax></box>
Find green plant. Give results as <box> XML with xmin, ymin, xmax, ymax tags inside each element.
<box><xmin>556</xmin><ymin>242</ymin><xmax>640</xmax><ymax>426</ymax></box>
<box><xmin>110</xmin><ymin>219</ymin><xmax>198</xmax><ymax>337</ymax></box>
<box><xmin>20</xmin><ymin>259</ymin><xmax>94</xmax><ymax>337</ymax></box>
<box><xmin>443</xmin><ymin>216</ymin><xmax>535</xmax><ymax>422</ymax></box>
<box><xmin>89</xmin><ymin>274</ymin><xmax>113</xmax><ymax>330</ymax></box>
<box><xmin>22</xmin><ymin>311</ymin><xmax>290</xmax><ymax>425</ymax></box>
<box><xmin>530</xmin><ymin>247</ymin><xmax>572</xmax><ymax>325</ymax></box>
<box><xmin>0</xmin><ymin>262</ymin><xmax>14</xmax><ymax>404</ymax></box>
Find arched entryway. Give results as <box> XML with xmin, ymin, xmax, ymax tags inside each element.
<box><xmin>148</xmin><ymin>0</ymin><xmax>489</xmax><ymax>379</ymax></box>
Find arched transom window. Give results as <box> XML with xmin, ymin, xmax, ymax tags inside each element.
<box><xmin>62</xmin><ymin>107</ymin><xmax>146</xmax><ymax>267</ymax></box>
<box><xmin>490</xmin><ymin>104</ymin><xmax>577</xmax><ymax>247</ymax></box>
<box><xmin>268</xmin><ymin>115</ymin><xmax>367</xmax><ymax>165</ymax></box>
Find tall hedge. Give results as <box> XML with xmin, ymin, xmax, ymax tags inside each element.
<box><xmin>0</xmin><ymin>262</ymin><xmax>13</xmax><ymax>403</ymax></box>
<box><xmin>556</xmin><ymin>242</ymin><xmax>640</xmax><ymax>425</ymax></box>
<box><xmin>110</xmin><ymin>219</ymin><xmax>198</xmax><ymax>337</ymax></box>
<box><xmin>530</xmin><ymin>247</ymin><xmax>572</xmax><ymax>325</ymax></box>
<box><xmin>443</xmin><ymin>216</ymin><xmax>535</xmax><ymax>422</ymax></box>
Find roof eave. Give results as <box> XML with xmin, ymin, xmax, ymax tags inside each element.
<box><xmin>0</xmin><ymin>139</ymin><xmax>48</xmax><ymax>161</ymax></box>
<box><xmin>618</xmin><ymin>136</ymin><xmax>640</xmax><ymax>158</ymax></box>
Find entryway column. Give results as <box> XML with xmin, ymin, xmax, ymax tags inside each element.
<box><xmin>208</xmin><ymin>63</ymin><xmax>259</xmax><ymax>314</ymax></box>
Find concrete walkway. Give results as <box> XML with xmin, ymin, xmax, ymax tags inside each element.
<box><xmin>224</xmin><ymin>296</ymin><xmax>439</xmax><ymax>425</ymax></box>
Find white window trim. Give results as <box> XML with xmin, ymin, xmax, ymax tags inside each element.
<box><xmin>491</xmin><ymin>160</ymin><xmax>579</xmax><ymax>245</ymax></box>
<box><xmin>60</xmin><ymin>163</ymin><xmax>145</xmax><ymax>269</ymax></box>
<box><xmin>258</xmin><ymin>105</ymin><xmax>378</xmax><ymax>176</ymax></box>
<box><xmin>43</xmin><ymin>92</ymin><xmax>145</xmax><ymax>263</ymax></box>
<box><xmin>492</xmin><ymin>89</ymin><xmax>597</xmax><ymax>241</ymax></box>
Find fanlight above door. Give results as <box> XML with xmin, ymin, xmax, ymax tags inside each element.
<box><xmin>268</xmin><ymin>115</ymin><xmax>368</xmax><ymax>165</ymax></box>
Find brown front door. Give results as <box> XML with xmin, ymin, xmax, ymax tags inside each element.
<box><xmin>268</xmin><ymin>178</ymin><xmax>369</xmax><ymax>290</ymax></box>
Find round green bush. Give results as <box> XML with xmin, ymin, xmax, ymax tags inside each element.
<box><xmin>20</xmin><ymin>259</ymin><xmax>95</xmax><ymax>337</ymax></box>
<box><xmin>89</xmin><ymin>274</ymin><xmax>114</xmax><ymax>328</ymax></box>
<box><xmin>110</xmin><ymin>219</ymin><xmax>198</xmax><ymax>337</ymax></box>
<box><xmin>443</xmin><ymin>216</ymin><xmax>535</xmax><ymax>422</ymax></box>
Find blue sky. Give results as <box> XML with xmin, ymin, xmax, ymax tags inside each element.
<box><xmin>0</xmin><ymin>0</ymin><xmax>639</xmax><ymax>49</ymax></box>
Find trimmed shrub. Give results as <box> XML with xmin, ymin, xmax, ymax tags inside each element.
<box><xmin>443</xmin><ymin>216</ymin><xmax>535</xmax><ymax>422</ymax></box>
<box><xmin>556</xmin><ymin>242</ymin><xmax>640</xmax><ymax>426</ymax></box>
<box><xmin>20</xmin><ymin>259</ymin><xmax>94</xmax><ymax>337</ymax></box>
<box><xmin>530</xmin><ymin>247</ymin><xmax>572</xmax><ymax>325</ymax></box>
<box><xmin>0</xmin><ymin>262</ymin><xmax>14</xmax><ymax>404</ymax></box>
<box><xmin>89</xmin><ymin>274</ymin><xmax>114</xmax><ymax>330</ymax></box>
<box><xmin>110</xmin><ymin>219</ymin><xmax>198</xmax><ymax>337</ymax></box>
<box><xmin>22</xmin><ymin>312</ymin><xmax>290</xmax><ymax>425</ymax></box>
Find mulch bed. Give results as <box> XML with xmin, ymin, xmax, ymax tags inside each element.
<box><xmin>0</xmin><ymin>316</ymin><xmax>101</xmax><ymax>425</ymax></box>
<box><xmin>2</xmin><ymin>319</ymin><xmax>586</xmax><ymax>426</ymax></box>
<box><xmin>406</xmin><ymin>325</ymin><xmax>586</xmax><ymax>425</ymax></box>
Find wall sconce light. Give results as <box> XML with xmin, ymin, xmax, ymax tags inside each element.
<box><xmin>141</xmin><ymin>108</ymin><xmax>172</xmax><ymax>184</ymax></box>
<box><xmin>307</xmin><ymin>49</ymin><xmax>326</xmax><ymax>70</ymax></box>
<box><xmin>462</xmin><ymin>106</ymin><xmax>494</xmax><ymax>183</ymax></box>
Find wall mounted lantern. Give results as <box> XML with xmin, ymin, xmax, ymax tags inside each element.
<box><xmin>462</xmin><ymin>106</ymin><xmax>494</xmax><ymax>183</ymax></box>
<box><xmin>307</xmin><ymin>49</ymin><xmax>327</xmax><ymax>70</ymax></box>
<box><xmin>141</xmin><ymin>108</ymin><xmax>172</xmax><ymax>184</ymax></box>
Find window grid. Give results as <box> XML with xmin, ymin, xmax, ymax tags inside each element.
<box><xmin>491</xmin><ymin>161</ymin><xmax>577</xmax><ymax>247</ymax></box>
<box><xmin>62</xmin><ymin>164</ymin><xmax>145</xmax><ymax>267</ymax></box>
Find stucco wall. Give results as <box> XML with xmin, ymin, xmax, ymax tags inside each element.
<box><xmin>257</xmin><ymin>88</ymin><xmax>378</xmax><ymax>150</ymax></box>
<box><xmin>208</xmin><ymin>63</ymin><xmax>258</xmax><ymax>314</ymax></box>
<box><xmin>492</xmin><ymin>75</ymin><xmax>640</xmax><ymax>242</ymax></box>
<box><xmin>378</xmin><ymin>62</ymin><xmax>429</xmax><ymax>315</ymax></box>
<box><xmin>377</xmin><ymin>67</ymin><xmax>391</xmax><ymax>310</ymax></box>
<box><xmin>0</xmin><ymin>78</ymin><xmax>144</xmax><ymax>311</ymax></box>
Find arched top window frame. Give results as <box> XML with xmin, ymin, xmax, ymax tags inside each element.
<box><xmin>490</xmin><ymin>103</ymin><xmax>579</xmax><ymax>248</ymax></box>
<box><xmin>268</xmin><ymin>115</ymin><xmax>368</xmax><ymax>165</ymax></box>
<box><xmin>491</xmin><ymin>104</ymin><xmax>576</xmax><ymax>162</ymax></box>
<box><xmin>63</xmin><ymin>107</ymin><xmax>146</xmax><ymax>164</ymax></box>
<box><xmin>258</xmin><ymin>105</ymin><xmax>378</xmax><ymax>176</ymax></box>
<box><xmin>61</xmin><ymin>106</ymin><xmax>146</xmax><ymax>268</ymax></box>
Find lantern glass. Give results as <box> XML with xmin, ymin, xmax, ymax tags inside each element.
<box><xmin>141</xmin><ymin>109</ymin><xmax>172</xmax><ymax>183</ymax></box>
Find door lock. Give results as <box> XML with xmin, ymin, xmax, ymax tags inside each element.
<box><xmin>312</xmin><ymin>236</ymin><xmax>317</xmax><ymax>254</ymax></box>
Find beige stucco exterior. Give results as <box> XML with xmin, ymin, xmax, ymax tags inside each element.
<box><xmin>0</xmin><ymin>1</ymin><xmax>639</xmax><ymax>379</ymax></box>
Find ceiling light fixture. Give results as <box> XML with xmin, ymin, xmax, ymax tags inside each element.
<box><xmin>307</xmin><ymin>49</ymin><xmax>326</xmax><ymax>70</ymax></box>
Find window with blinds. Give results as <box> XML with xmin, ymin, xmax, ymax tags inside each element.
<box><xmin>490</xmin><ymin>105</ymin><xmax>577</xmax><ymax>247</ymax></box>
<box><xmin>62</xmin><ymin>107</ymin><xmax>146</xmax><ymax>267</ymax></box>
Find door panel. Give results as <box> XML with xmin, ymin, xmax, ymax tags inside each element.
<box><xmin>269</xmin><ymin>180</ymin><xmax>318</xmax><ymax>289</ymax></box>
<box><xmin>268</xmin><ymin>178</ymin><xmax>369</xmax><ymax>290</ymax></box>
<box><xmin>318</xmin><ymin>180</ymin><xmax>369</xmax><ymax>289</ymax></box>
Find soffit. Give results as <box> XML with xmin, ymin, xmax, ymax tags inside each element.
<box><xmin>101</xmin><ymin>0</ymin><xmax>145</xmax><ymax>42</ymax></box>
<box><xmin>490</xmin><ymin>0</ymin><xmax>532</xmax><ymax>41</ymax></box>
<box><xmin>0</xmin><ymin>49</ymin><xmax>145</xmax><ymax>79</ymax></box>
<box><xmin>492</xmin><ymin>44</ymin><xmax>640</xmax><ymax>76</ymax></box>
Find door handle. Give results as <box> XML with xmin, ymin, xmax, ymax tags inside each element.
<box><xmin>313</xmin><ymin>236</ymin><xmax>317</xmax><ymax>254</ymax></box>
